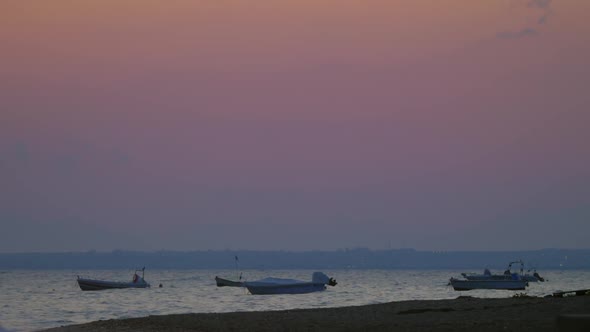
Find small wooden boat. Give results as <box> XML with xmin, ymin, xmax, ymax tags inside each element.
<box><xmin>449</xmin><ymin>277</ymin><xmax>528</xmax><ymax>291</ymax></box>
<box><xmin>77</xmin><ymin>268</ymin><xmax>150</xmax><ymax>291</ymax></box>
<box><xmin>215</xmin><ymin>272</ymin><xmax>337</xmax><ymax>295</ymax></box>
<box><xmin>215</xmin><ymin>276</ymin><xmax>244</xmax><ymax>287</ymax></box>
<box><xmin>244</xmin><ymin>272</ymin><xmax>337</xmax><ymax>295</ymax></box>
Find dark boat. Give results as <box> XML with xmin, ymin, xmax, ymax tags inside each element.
<box><xmin>216</xmin><ymin>272</ymin><xmax>337</xmax><ymax>295</ymax></box>
<box><xmin>244</xmin><ymin>278</ymin><xmax>330</xmax><ymax>295</ymax></box>
<box><xmin>215</xmin><ymin>276</ymin><xmax>244</xmax><ymax>287</ymax></box>
<box><xmin>77</xmin><ymin>268</ymin><xmax>150</xmax><ymax>291</ymax></box>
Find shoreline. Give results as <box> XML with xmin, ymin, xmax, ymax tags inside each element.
<box><xmin>42</xmin><ymin>295</ymin><xmax>590</xmax><ymax>331</ymax></box>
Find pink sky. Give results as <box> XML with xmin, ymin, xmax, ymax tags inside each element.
<box><xmin>1</xmin><ymin>0</ymin><xmax>589</xmax><ymax>252</ymax></box>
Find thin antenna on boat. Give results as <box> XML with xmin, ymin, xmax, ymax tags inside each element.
<box><xmin>235</xmin><ymin>256</ymin><xmax>240</xmax><ymax>280</ymax></box>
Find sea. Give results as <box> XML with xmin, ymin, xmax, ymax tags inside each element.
<box><xmin>1</xmin><ymin>269</ymin><xmax>589</xmax><ymax>331</ymax></box>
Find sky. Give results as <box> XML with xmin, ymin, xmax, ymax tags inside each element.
<box><xmin>1</xmin><ymin>0</ymin><xmax>589</xmax><ymax>252</ymax></box>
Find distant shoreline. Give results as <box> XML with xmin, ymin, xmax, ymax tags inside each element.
<box><xmin>3</xmin><ymin>248</ymin><xmax>590</xmax><ymax>269</ymax></box>
<box><xmin>42</xmin><ymin>295</ymin><xmax>590</xmax><ymax>332</ymax></box>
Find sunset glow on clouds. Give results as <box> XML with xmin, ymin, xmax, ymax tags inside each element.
<box><xmin>1</xmin><ymin>0</ymin><xmax>589</xmax><ymax>252</ymax></box>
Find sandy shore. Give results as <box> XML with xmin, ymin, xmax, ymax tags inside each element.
<box><xmin>43</xmin><ymin>295</ymin><xmax>590</xmax><ymax>332</ymax></box>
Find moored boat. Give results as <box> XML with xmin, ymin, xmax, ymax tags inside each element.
<box><xmin>215</xmin><ymin>276</ymin><xmax>244</xmax><ymax>287</ymax></box>
<box><xmin>243</xmin><ymin>272</ymin><xmax>337</xmax><ymax>295</ymax></box>
<box><xmin>461</xmin><ymin>260</ymin><xmax>545</xmax><ymax>282</ymax></box>
<box><xmin>77</xmin><ymin>268</ymin><xmax>150</xmax><ymax>291</ymax></box>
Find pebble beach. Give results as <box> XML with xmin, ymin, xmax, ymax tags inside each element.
<box><xmin>43</xmin><ymin>295</ymin><xmax>590</xmax><ymax>332</ymax></box>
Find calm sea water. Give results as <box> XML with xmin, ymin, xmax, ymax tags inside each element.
<box><xmin>1</xmin><ymin>269</ymin><xmax>588</xmax><ymax>331</ymax></box>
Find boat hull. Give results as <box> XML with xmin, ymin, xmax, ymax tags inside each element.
<box><xmin>77</xmin><ymin>278</ymin><xmax>150</xmax><ymax>291</ymax></box>
<box><xmin>215</xmin><ymin>276</ymin><xmax>244</xmax><ymax>287</ymax></box>
<box><xmin>245</xmin><ymin>282</ymin><xmax>327</xmax><ymax>295</ymax></box>
<box><xmin>450</xmin><ymin>278</ymin><xmax>528</xmax><ymax>291</ymax></box>
<box><xmin>463</xmin><ymin>274</ymin><xmax>541</xmax><ymax>282</ymax></box>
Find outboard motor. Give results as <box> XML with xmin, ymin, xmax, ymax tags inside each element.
<box><xmin>312</xmin><ymin>272</ymin><xmax>337</xmax><ymax>286</ymax></box>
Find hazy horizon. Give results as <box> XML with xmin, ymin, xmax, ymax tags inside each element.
<box><xmin>2</xmin><ymin>248</ymin><xmax>590</xmax><ymax>270</ymax></box>
<box><xmin>2</xmin><ymin>0</ymin><xmax>589</xmax><ymax>253</ymax></box>
<box><xmin>2</xmin><ymin>247</ymin><xmax>590</xmax><ymax>255</ymax></box>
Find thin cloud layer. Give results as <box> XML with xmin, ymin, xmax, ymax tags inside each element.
<box><xmin>497</xmin><ymin>27</ymin><xmax>538</xmax><ymax>39</ymax></box>
<box><xmin>528</xmin><ymin>0</ymin><xmax>552</xmax><ymax>9</ymax></box>
<box><xmin>498</xmin><ymin>0</ymin><xmax>553</xmax><ymax>38</ymax></box>
<box><xmin>529</xmin><ymin>0</ymin><xmax>553</xmax><ymax>25</ymax></box>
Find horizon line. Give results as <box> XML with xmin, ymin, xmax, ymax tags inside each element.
<box><xmin>2</xmin><ymin>247</ymin><xmax>589</xmax><ymax>255</ymax></box>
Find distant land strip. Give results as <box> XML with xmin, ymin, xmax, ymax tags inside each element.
<box><xmin>1</xmin><ymin>248</ymin><xmax>589</xmax><ymax>269</ymax></box>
